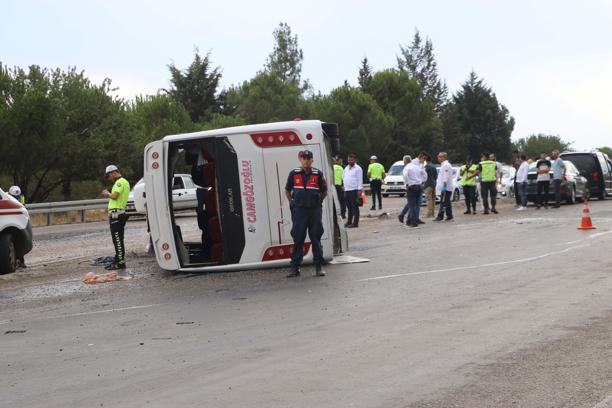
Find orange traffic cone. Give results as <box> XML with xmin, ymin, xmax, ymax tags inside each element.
<box><xmin>577</xmin><ymin>200</ymin><xmax>596</xmax><ymax>230</ymax></box>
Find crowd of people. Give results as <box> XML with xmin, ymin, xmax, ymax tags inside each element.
<box><xmin>331</xmin><ymin>149</ymin><xmax>566</xmax><ymax>229</ymax></box>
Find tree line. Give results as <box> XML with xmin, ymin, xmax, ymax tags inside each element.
<box><xmin>0</xmin><ymin>23</ymin><xmax>578</xmax><ymax>202</ymax></box>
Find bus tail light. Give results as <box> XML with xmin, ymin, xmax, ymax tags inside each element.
<box><xmin>592</xmin><ymin>171</ymin><xmax>600</xmax><ymax>181</ymax></box>
<box><xmin>262</xmin><ymin>243</ymin><xmax>311</xmax><ymax>261</ymax></box>
<box><xmin>251</xmin><ymin>131</ymin><xmax>302</xmax><ymax>148</ymax></box>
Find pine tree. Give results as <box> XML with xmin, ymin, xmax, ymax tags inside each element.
<box><xmin>358</xmin><ymin>57</ymin><xmax>373</xmax><ymax>91</ymax></box>
<box><xmin>398</xmin><ymin>29</ymin><xmax>448</xmax><ymax>113</ymax></box>
<box><xmin>264</xmin><ymin>22</ymin><xmax>304</xmax><ymax>86</ymax></box>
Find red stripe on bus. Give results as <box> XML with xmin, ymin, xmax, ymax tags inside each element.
<box><xmin>250</xmin><ymin>131</ymin><xmax>302</xmax><ymax>148</ymax></box>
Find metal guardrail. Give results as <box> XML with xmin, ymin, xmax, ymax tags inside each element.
<box><xmin>26</xmin><ymin>199</ymin><xmax>108</xmax><ymax>226</ymax></box>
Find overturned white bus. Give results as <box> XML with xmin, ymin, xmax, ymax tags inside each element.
<box><xmin>138</xmin><ymin>120</ymin><xmax>348</xmax><ymax>272</ymax></box>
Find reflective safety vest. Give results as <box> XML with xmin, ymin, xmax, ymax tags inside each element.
<box><xmin>460</xmin><ymin>164</ymin><xmax>478</xmax><ymax>186</ymax></box>
<box><xmin>333</xmin><ymin>164</ymin><xmax>343</xmax><ymax>186</ymax></box>
<box><xmin>291</xmin><ymin>168</ymin><xmax>323</xmax><ymax>208</ymax></box>
<box><xmin>479</xmin><ymin>160</ymin><xmax>497</xmax><ymax>182</ymax></box>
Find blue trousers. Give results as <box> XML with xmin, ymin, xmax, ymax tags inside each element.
<box><xmin>406</xmin><ymin>185</ymin><xmax>422</xmax><ymax>225</ymax></box>
<box><xmin>437</xmin><ymin>191</ymin><xmax>453</xmax><ymax>219</ymax></box>
<box><xmin>290</xmin><ymin>206</ymin><xmax>324</xmax><ymax>267</ymax></box>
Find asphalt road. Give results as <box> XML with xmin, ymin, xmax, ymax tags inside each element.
<box><xmin>3</xmin><ymin>197</ymin><xmax>612</xmax><ymax>407</ymax></box>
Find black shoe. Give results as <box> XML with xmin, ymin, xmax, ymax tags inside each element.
<box><xmin>315</xmin><ymin>264</ymin><xmax>326</xmax><ymax>277</ymax></box>
<box><xmin>536</xmin><ymin>206</ymin><xmax>541</xmax><ymax>210</ymax></box>
<box><xmin>287</xmin><ymin>267</ymin><xmax>300</xmax><ymax>278</ymax></box>
<box><xmin>417</xmin><ymin>219</ymin><xmax>425</xmax><ymax>225</ymax></box>
<box><xmin>105</xmin><ymin>263</ymin><xmax>126</xmax><ymax>271</ymax></box>
<box><xmin>378</xmin><ymin>206</ymin><xmax>382</xmax><ymax>210</ymax></box>
<box><xmin>472</xmin><ymin>211</ymin><xmax>477</xmax><ymax>215</ymax></box>
<box><xmin>341</xmin><ymin>214</ymin><xmax>346</xmax><ymax>220</ymax></box>
<box><xmin>445</xmin><ymin>217</ymin><xmax>454</xmax><ymax>221</ymax></box>
<box><xmin>344</xmin><ymin>222</ymin><xmax>352</xmax><ymax>227</ymax></box>
<box><xmin>370</xmin><ymin>206</ymin><xmax>376</xmax><ymax>210</ymax></box>
<box><xmin>433</xmin><ymin>217</ymin><xmax>443</xmax><ymax>222</ymax></box>
<box><xmin>346</xmin><ymin>224</ymin><xmax>357</xmax><ymax>228</ymax></box>
<box><xmin>491</xmin><ymin>208</ymin><xmax>498</xmax><ymax>214</ymax></box>
<box><xmin>408</xmin><ymin>224</ymin><xmax>419</xmax><ymax>228</ymax></box>
<box><xmin>552</xmin><ymin>205</ymin><xmax>560</xmax><ymax>208</ymax></box>
<box><xmin>483</xmin><ymin>209</ymin><xmax>489</xmax><ymax>214</ymax></box>
<box><xmin>398</xmin><ymin>215</ymin><xmax>404</xmax><ymax>224</ymax></box>
<box><xmin>464</xmin><ymin>210</ymin><xmax>471</xmax><ymax>215</ymax></box>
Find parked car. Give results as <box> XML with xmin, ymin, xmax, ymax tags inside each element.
<box><xmin>498</xmin><ymin>165</ymin><xmax>516</xmax><ymax>198</ymax></box>
<box><xmin>382</xmin><ymin>161</ymin><xmax>406</xmax><ymax>197</ymax></box>
<box><xmin>0</xmin><ymin>187</ymin><xmax>33</xmax><ymax>274</ymax></box>
<box><xmin>560</xmin><ymin>151</ymin><xmax>612</xmax><ymax>200</ymax></box>
<box><xmin>526</xmin><ymin>160</ymin><xmax>588</xmax><ymax>204</ymax></box>
<box><xmin>126</xmin><ymin>174</ymin><xmax>198</xmax><ymax>214</ymax></box>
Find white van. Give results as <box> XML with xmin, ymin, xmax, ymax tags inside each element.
<box><xmin>382</xmin><ymin>161</ymin><xmax>406</xmax><ymax>197</ymax></box>
<box><xmin>139</xmin><ymin>120</ymin><xmax>348</xmax><ymax>272</ymax></box>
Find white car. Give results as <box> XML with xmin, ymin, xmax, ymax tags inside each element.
<box><xmin>498</xmin><ymin>165</ymin><xmax>516</xmax><ymax>197</ymax></box>
<box><xmin>0</xmin><ymin>187</ymin><xmax>33</xmax><ymax>274</ymax></box>
<box><xmin>382</xmin><ymin>161</ymin><xmax>406</xmax><ymax>197</ymax></box>
<box><xmin>127</xmin><ymin>174</ymin><xmax>198</xmax><ymax>214</ymax></box>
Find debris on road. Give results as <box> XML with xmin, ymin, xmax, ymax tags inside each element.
<box><xmin>329</xmin><ymin>255</ymin><xmax>371</xmax><ymax>264</ymax></box>
<box><xmin>83</xmin><ymin>272</ymin><xmax>120</xmax><ymax>284</ymax></box>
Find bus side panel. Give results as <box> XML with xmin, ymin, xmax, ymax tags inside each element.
<box><xmin>228</xmin><ymin>135</ymin><xmax>272</xmax><ymax>264</ymax></box>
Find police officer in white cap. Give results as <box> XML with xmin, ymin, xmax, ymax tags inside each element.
<box><xmin>367</xmin><ymin>155</ymin><xmax>386</xmax><ymax>210</ymax></box>
<box><xmin>102</xmin><ymin>165</ymin><xmax>130</xmax><ymax>270</ymax></box>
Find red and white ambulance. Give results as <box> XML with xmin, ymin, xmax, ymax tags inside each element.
<box><xmin>139</xmin><ymin>120</ymin><xmax>347</xmax><ymax>272</ymax></box>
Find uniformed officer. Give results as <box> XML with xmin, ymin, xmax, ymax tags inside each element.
<box><xmin>284</xmin><ymin>150</ymin><xmax>328</xmax><ymax>278</ymax></box>
<box><xmin>8</xmin><ymin>186</ymin><xmax>25</xmax><ymax>205</ymax></box>
<box><xmin>459</xmin><ymin>157</ymin><xmax>479</xmax><ymax>214</ymax></box>
<box><xmin>102</xmin><ymin>165</ymin><xmax>130</xmax><ymax>270</ymax></box>
<box><xmin>333</xmin><ymin>156</ymin><xmax>346</xmax><ymax>219</ymax></box>
<box><xmin>478</xmin><ymin>154</ymin><xmax>498</xmax><ymax>214</ymax></box>
<box><xmin>367</xmin><ymin>155</ymin><xmax>386</xmax><ymax>210</ymax></box>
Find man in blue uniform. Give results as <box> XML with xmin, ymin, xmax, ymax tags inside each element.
<box><xmin>285</xmin><ymin>150</ymin><xmax>328</xmax><ymax>278</ymax></box>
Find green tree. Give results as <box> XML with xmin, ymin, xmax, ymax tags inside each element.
<box><xmin>0</xmin><ymin>64</ymin><xmax>130</xmax><ymax>202</ymax></box>
<box><xmin>597</xmin><ymin>146</ymin><xmax>612</xmax><ymax>157</ymax></box>
<box><xmin>442</xmin><ymin>71</ymin><xmax>514</xmax><ymax>162</ymax></box>
<box><xmin>264</xmin><ymin>22</ymin><xmax>304</xmax><ymax>87</ymax></box>
<box><xmin>228</xmin><ymin>72</ymin><xmax>307</xmax><ymax>123</ymax></box>
<box><xmin>312</xmin><ymin>85</ymin><xmax>393</xmax><ymax>167</ymax></box>
<box><xmin>512</xmin><ymin>134</ymin><xmax>573</xmax><ymax>159</ymax></box>
<box><xmin>358</xmin><ymin>57</ymin><xmax>373</xmax><ymax>92</ymax></box>
<box><xmin>167</xmin><ymin>50</ymin><xmax>222</xmax><ymax>122</ymax></box>
<box><xmin>397</xmin><ymin>29</ymin><xmax>448</xmax><ymax>114</ymax></box>
<box><xmin>367</xmin><ymin>69</ymin><xmax>443</xmax><ymax>159</ymax></box>
<box><xmin>198</xmin><ymin>113</ymin><xmax>247</xmax><ymax>131</ymax></box>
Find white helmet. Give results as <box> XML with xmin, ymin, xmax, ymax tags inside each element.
<box><xmin>370</xmin><ymin>155</ymin><xmax>377</xmax><ymax>160</ymax></box>
<box><xmin>9</xmin><ymin>186</ymin><xmax>21</xmax><ymax>196</ymax></box>
<box><xmin>105</xmin><ymin>164</ymin><xmax>119</xmax><ymax>175</ymax></box>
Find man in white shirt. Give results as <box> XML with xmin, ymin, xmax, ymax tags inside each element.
<box><xmin>403</xmin><ymin>153</ymin><xmax>427</xmax><ymax>227</ymax></box>
<box><xmin>397</xmin><ymin>155</ymin><xmax>412</xmax><ymax>224</ymax></box>
<box><xmin>515</xmin><ymin>153</ymin><xmax>529</xmax><ymax>210</ymax></box>
<box><xmin>434</xmin><ymin>152</ymin><xmax>454</xmax><ymax>221</ymax></box>
<box><xmin>342</xmin><ymin>153</ymin><xmax>363</xmax><ymax>228</ymax></box>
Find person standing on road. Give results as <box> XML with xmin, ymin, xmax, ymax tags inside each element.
<box><xmin>434</xmin><ymin>152</ymin><xmax>454</xmax><ymax>221</ymax></box>
<box><xmin>102</xmin><ymin>165</ymin><xmax>130</xmax><ymax>271</ymax></box>
<box><xmin>398</xmin><ymin>155</ymin><xmax>413</xmax><ymax>224</ymax></box>
<box><xmin>515</xmin><ymin>154</ymin><xmax>529</xmax><ymax>211</ymax></box>
<box><xmin>404</xmin><ymin>153</ymin><xmax>427</xmax><ymax>228</ymax></box>
<box><xmin>460</xmin><ymin>157</ymin><xmax>478</xmax><ymax>214</ymax></box>
<box><xmin>8</xmin><ymin>186</ymin><xmax>25</xmax><ymax>205</ymax></box>
<box><xmin>333</xmin><ymin>156</ymin><xmax>346</xmax><ymax>219</ymax></box>
<box><xmin>423</xmin><ymin>153</ymin><xmax>437</xmax><ymax>218</ymax></box>
<box><xmin>536</xmin><ymin>152</ymin><xmax>552</xmax><ymax>209</ymax></box>
<box><xmin>551</xmin><ymin>149</ymin><xmax>566</xmax><ymax>208</ymax></box>
<box><xmin>512</xmin><ymin>150</ymin><xmax>522</xmax><ymax>207</ymax></box>
<box><xmin>343</xmin><ymin>153</ymin><xmax>363</xmax><ymax>228</ymax></box>
<box><xmin>478</xmin><ymin>154</ymin><xmax>498</xmax><ymax>214</ymax></box>
<box><xmin>285</xmin><ymin>149</ymin><xmax>328</xmax><ymax>278</ymax></box>
<box><xmin>367</xmin><ymin>156</ymin><xmax>385</xmax><ymax>210</ymax></box>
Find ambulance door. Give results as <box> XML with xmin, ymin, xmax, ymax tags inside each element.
<box><xmin>262</xmin><ymin>144</ymin><xmax>330</xmax><ymax>247</ymax></box>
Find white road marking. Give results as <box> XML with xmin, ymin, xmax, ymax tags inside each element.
<box><xmin>592</xmin><ymin>394</ymin><xmax>612</xmax><ymax>408</ymax></box>
<box><xmin>356</xmin><ymin>230</ymin><xmax>612</xmax><ymax>282</ymax></box>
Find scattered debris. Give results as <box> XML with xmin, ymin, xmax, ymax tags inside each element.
<box><xmin>4</xmin><ymin>330</ymin><xmax>26</xmax><ymax>334</ymax></box>
<box><xmin>83</xmin><ymin>272</ymin><xmax>119</xmax><ymax>284</ymax></box>
<box><xmin>329</xmin><ymin>255</ymin><xmax>371</xmax><ymax>265</ymax></box>
<box><xmin>90</xmin><ymin>256</ymin><xmax>116</xmax><ymax>267</ymax></box>
<box><xmin>176</xmin><ymin>322</ymin><xmax>194</xmax><ymax>325</ymax></box>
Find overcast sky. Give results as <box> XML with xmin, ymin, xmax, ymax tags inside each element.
<box><xmin>2</xmin><ymin>0</ymin><xmax>611</xmax><ymax>149</ymax></box>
